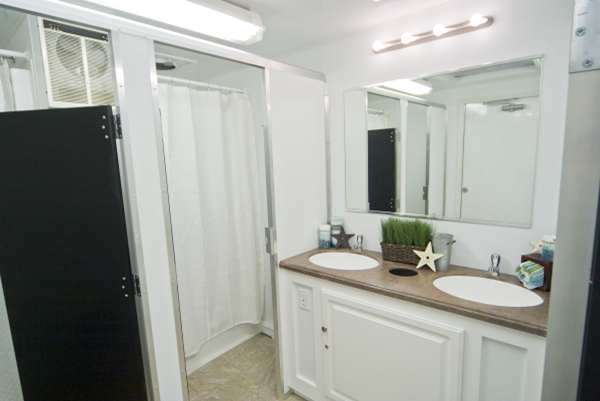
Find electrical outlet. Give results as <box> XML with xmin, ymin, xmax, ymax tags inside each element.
<box><xmin>299</xmin><ymin>288</ymin><xmax>310</xmax><ymax>311</ymax></box>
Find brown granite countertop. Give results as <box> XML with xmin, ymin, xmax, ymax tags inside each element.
<box><xmin>279</xmin><ymin>248</ymin><xmax>550</xmax><ymax>337</ymax></box>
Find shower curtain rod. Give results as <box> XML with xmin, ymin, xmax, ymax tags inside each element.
<box><xmin>157</xmin><ymin>75</ymin><xmax>245</xmax><ymax>94</ymax></box>
<box><xmin>0</xmin><ymin>49</ymin><xmax>29</xmax><ymax>63</ymax></box>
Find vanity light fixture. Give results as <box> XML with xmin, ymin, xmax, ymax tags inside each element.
<box><xmin>58</xmin><ymin>0</ymin><xmax>265</xmax><ymax>45</ymax></box>
<box><xmin>372</xmin><ymin>13</ymin><xmax>493</xmax><ymax>53</ymax></box>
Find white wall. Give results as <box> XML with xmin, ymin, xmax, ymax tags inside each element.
<box><xmin>118</xmin><ymin>33</ymin><xmax>185</xmax><ymax>401</ymax></box>
<box><xmin>277</xmin><ymin>0</ymin><xmax>572</xmax><ymax>274</ymax></box>
<box><xmin>0</xmin><ymin>276</ymin><xmax>23</xmax><ymax>401</ymax></box>
<box><xmin>3</xmin><ymin>14</ymin><xmax>47</xmax><ymax>109</ymax></box>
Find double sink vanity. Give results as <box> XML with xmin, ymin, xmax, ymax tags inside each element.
<box><xmin>278</xmin><ymin>55</ymin><xmax>550</xmax><ymax>401</ymax></box>
<box><xmin>278</xmin><ymin>249</ymin><xmax>548</xmax><ymax>401</ymax></box>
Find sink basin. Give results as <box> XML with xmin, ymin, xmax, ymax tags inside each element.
<box><xmin>309</xmin><ymin>253</ymin><xmax>379</xmax><ymax>271</ymax></box>
<box><xmin>433</xmin><ymin>276</ymin><xmax>543</xmax><ymax>307</ymax></box>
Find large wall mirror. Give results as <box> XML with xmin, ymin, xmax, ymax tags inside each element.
<box><xmin>344</xmin><ymin>57</ymin><xmax>542</xmax><ymax>227</ymax></box>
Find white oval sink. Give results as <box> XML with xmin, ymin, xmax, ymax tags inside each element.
<box><xmin>433</xmin><ymin>276</ymin><xmax>543</xmax><ymax>307</ymax></box>
<box><xmin>309</xmin><ymin>253</ymin><xmax>379</xmax><ymax>271</ymax></box>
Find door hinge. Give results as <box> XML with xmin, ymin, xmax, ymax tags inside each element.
<box><xmin>423</xmin><ymin>186</ymin><xmax>429</xmax><ymax>201</ymax></box>
<box><xmin>113</xmin><ymin>114</ymin><xmax>123</xmax><ymax>139</ymax></box>
<box><xmin>133</xmin><ymin>274</ymin><xmax>142</xmax><ymax>297</ymax></box>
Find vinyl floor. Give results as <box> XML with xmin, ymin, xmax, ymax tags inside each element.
<box><xmin>187</xmin><ymin>333</ymin><xmax>306</xmax><ymax>401</ymax></box>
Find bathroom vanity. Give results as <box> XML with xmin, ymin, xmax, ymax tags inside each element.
<box><xmin>279</xmin><ymin>249</ymin><xmax>549</xmax><ymax>401</ymax></box>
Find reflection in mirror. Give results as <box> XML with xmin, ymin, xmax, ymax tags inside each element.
<box><xmin>345</xmin><ymin>57</ymin><xmax>542</xmax><ymax>227</ymax></box>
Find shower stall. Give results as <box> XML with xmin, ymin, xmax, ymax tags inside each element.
<box><xmin>152</xmin><ymin>44</ymin><xmax>272</xmax><ymax>376</ymax></box>
<box><xmin>0</xmin><ymin>2</ymin><xmax>328</xmax><ymax>401</ymax></box>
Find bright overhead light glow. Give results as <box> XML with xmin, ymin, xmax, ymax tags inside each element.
<box><xmin>372</xmin><ymin>40</ymin><xmax>385</xmax><ymax>52</ymax></box>
<box><xmin>60</xmin><ymin>0</ymin><xmax>265</xmax><ymax>44</ymax></box>
<box><xmin>433</xmin><ymin>23</ymin><xmax>448</xmax><ymax>36</ymax></box>
<box><xmin>401</xmin><ymin>32</ymin><xmax>413</xmax><ymax>44</ymax></box>
<box><xmin>470</xmin><ymin>13</ymin><xmax>488</xmax><ymax>27</ymax></box>
<box><xmin>380</xmin><ymin>79</ymin><xmax>432</xmax><ymax>95</ymax></box>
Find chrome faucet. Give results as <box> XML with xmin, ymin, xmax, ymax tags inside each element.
<box><xmin>489</xmin><ymin>254</ymin><xmax>500</xmax><ymax>277</ymax></box>
<box><xmin>353</xmin><ymin>235</ymin><xmax>363</xmax><ymax>253</ymax></box>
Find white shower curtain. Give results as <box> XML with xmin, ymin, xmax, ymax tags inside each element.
<box><xmin>0</xmin><ymin>58</ymin><xmax>15</xmax><ymax>112</ymax></box>
<box><xmin>158</xmin><ymin>82</ymin><xmax>265</xmax><ymax>357</ymax></box>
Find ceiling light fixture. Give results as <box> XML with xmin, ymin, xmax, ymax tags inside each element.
<box><xmin>372</xmin><ymin>13</ymin><xmax>493</xmax><ymax>53</ymax></box>
<box><xmin>58</xmin><ymin>0</ymin><xmax>265</xmax><ymax>45</ymax></box>
<box><xmin>379</xmin><ymin>79</ymin><xmax>432</xmax><ymax>95</ymax></box>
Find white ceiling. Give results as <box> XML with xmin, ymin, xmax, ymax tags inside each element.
<box><xmin>205</xmin><ymin>0</ymin><xmax>459</xmax><ymax>57</ymax></box>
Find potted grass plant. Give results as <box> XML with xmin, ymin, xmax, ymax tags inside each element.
<box><xmin>380</xmin><ymin>218</ymin><xmax>434</xmax><ymax>265</ymax></box>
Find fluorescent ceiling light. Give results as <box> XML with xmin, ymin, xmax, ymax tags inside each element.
<box><xmin>59</xmin><ymin>0</ymin><xmax>265</xmax><ymax>45</ymax></box>
<box><xmin>380</xmin><ymin>79</ymin><xmax>432</xmax><ymax>95</ymax></box>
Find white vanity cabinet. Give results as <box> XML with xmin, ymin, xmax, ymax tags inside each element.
<box><xmin>322</xmin><ymin>290</ymin><xmax>464</xmax><ymax>401</ymax></box>
<box><xmin>279</xmin><ymin>269</ymin><xmax>547</xmax><ymax>401</ymax></box>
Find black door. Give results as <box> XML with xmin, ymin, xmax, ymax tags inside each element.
<box><xmin>368</xmin><ymin>128</ymin><xmax>396</xmax><ymax>212</ymax></box>
<box><xmin>0</xmin><ymin>106</ymin><xmax>148</xmax><ymax>400</ymax></box>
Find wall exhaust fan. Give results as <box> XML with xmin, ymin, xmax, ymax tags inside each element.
<box><xmin>38</xmin><ymin>18</ymin><xmax>115</xmax><ymax>108</ymax></box>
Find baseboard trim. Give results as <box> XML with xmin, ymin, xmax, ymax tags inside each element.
<box><xmin>185</xmin><ymin>324</ymin><xmax>261</xmax><ymax>374</ymax></box>
<box><xmin>260</xmin><ymin>320</ymin><xmax>274</xmax><ymax>337</ymax></box>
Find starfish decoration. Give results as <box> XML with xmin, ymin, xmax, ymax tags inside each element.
<box><xmin>530</xmin><ymin>238</ymin><xmax>543</xmax><ymax>253</ymax></box>
<box><xmin>413</xmin><ymin>242</ymin><xmax>444</xmax><ymax>272</ymax></box>
<box><xmin>332</xmin><ymin>226</ymin><xmax>355</xmax><ymax>249</ymax></box>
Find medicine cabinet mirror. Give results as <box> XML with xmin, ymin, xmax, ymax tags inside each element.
<box><xmin>344</xmin><ymin>57</ymin><xmax>542</xmax><ymax>227</ymax></box>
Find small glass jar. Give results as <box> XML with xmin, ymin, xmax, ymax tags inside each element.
<box><xmin>542</xmin><ymin>235</ymin><xmax>555</xmax><ymax>262</ymax></box>
<box><xmin>318</xmin><ymin>225</ymin><xmax>331</xmax><ymax>249</ymax></box>
<box><xmin>330</xmin><ymin>216</ymin><xmax>343</xmax><ymax>247</ymax></box>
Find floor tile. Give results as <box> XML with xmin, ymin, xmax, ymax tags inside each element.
<box><xmin>187</xmin><ymin>334</ymin><xmax>291</xmax><ymax>401</ymax></box>
<box><xmin>188</xmin><ymin>388</ymin><xmax>204</xmax><ymax>401</ymax></box>
<box><xmin>203</xmin><ymin>372</ymin><xmax>275</xmax><ymax>401</ymax></box>
<box><xmin>221</xmin><ymin>336</ymin><xmax>274</xmax><ymax>372</ymax></box>
<box><xmin>246</xmin><ymin>352</ymin><xmax>276</xmax><ymax>390</ymax></box>
<box><xmin>188</xmin><ymin>357</ymin><xmax>241</xmax><ymax>399</ymax></box>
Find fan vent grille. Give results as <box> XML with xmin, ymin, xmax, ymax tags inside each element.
<box><xmin>85</xmin><ymin>39</ymin><xmax>115</xmax><ymax>105</ymax></box>
<box><xmin>41</xmin><ymin>20</ymin><xmax>116</xmax><ymax>108</ymax></box>
<box><xmin>45</xmin><ymin>30</ymin><xmax>88</xmax><ymax>105</ymax></box>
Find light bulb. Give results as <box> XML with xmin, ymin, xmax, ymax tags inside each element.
<box><xmin>373</xmin><ymin>40</ymin><xmax>384</xmax><ymax>52</ymax></box>
<box><xmin>470</xmin><ymin>13</ymin><xmax>488</xmax><ymax>27</ymax></box>
<box><xmin>401</xmin><ymin>32</ymin><xmax>412</xmax><ymax>45</ymax></box>
<box><xmin>433</xmin><ymin>23</ymin><xmax>447</xmax><ymax>36</ymax></box>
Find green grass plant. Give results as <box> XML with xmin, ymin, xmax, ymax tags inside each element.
<box><xmin>381</xmin><ymin>218</ymin><xmax>434</xmax><ymax>247</ymax></box>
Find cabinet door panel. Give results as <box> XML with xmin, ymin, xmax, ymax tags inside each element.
<box><xmin>322</xmin><ymin>291</ymin><xmax>463</xmax><ymax>401</ymax></box>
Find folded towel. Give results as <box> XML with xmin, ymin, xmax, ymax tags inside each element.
<box><xmin>516</xmin><ymin>261</ymin><xmax>544</xmax><ymax>290</ymax></box>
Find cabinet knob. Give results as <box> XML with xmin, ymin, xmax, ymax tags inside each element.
<box><xmin>325</xmin><ymin>344</ymin><xmax>329</xmax><ymax>349</ymax></box>
<box><xmin>322</xmin><ymin>326</ymin><xmax>327</xmax><ymax>332</ymax></box>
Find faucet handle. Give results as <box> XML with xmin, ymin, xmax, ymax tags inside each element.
<box><xmin>491</xmin><ymin>254</ymin><xmax>501</xmax><ymax>267</ymax></box>
<box><xmin>353</xmin><ymin>235</ymin><xmax>363</xmax><ymax>252</ymax></box>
